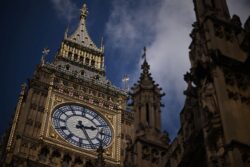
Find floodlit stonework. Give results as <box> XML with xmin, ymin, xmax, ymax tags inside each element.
<box><xmin>0</xmin><ymin>2</ymin><xmax>131</xmax><ymax>167</ymax></box>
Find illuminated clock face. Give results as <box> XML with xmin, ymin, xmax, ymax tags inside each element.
<box><xmin>52</xmin><ymin>104</ymin><xmax>112</xmax><ymax>150</ymax></box>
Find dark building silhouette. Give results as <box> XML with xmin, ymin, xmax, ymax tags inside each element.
<box><xmin>165</xmin><ymin>0</ymin><xmax>250</xmax><ymax>166</ymax></box>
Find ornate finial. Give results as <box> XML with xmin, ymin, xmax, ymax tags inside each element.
<box><xmin>101</xmin><ymin>36</ymin><xmax>105</xmax><ymax>52</ymax></box>
<box><xmin>142</xmin><ymin>46</ymin><xmax>147</xmax><ymax>61</ymax></box>
<box><xmin>122</xmin><ymin>74</ymin><xmax>130</xmax><ymax>91</ymax></box>
<box><xmin>64</xmin><ymin>26</ymin><xmax>69</xmax><ymax>39</ymax></box>
<box><xmin>20</xmin><ymin>83</ymin><xmax>27</xmax><ymax>96</ymax></box>
<box><xmin>80</xmin><ymin>1</ymin><xmax>88</xmax><ymax>19</ymax></box>
<box><xmin>141</xmin><ymin>47</ymin><xmax>150</xmax><ymax>72</ymax></box>
<box><xmin>41</xmin><ymin>47</ymin><xmax>50</xmax><ymax>66</ymax></box>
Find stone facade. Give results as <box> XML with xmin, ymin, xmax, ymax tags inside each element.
<box><xmin>165</xmin><ymin>0</ymin><xmax>250</xmax><ymax>167</ymax></box>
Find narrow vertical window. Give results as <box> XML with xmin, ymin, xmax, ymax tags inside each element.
<box><xmin>66</xmin><ymin>64</ymin><xmax>70</xmax><ymax>70</ymax></box>
<box><xmin>91</xmin><ymin>60</ymin><xmax>95</xmax><ymax>67</ymax></box>
<box><xmin>80</xmin><ymin>56</ymin><xmax>84</xmax><ymax>63</ymax></box>
<box><xmin>146</xmin><ymin>103</ymin><xmax>150</xmax><ymax>124</ymax></box>
<box><xmin>68</xmin><ymin>52</ymin><xmax>72</xmax><ymax>60</ymax></box>
<box><xmin>154</xmin><ymin>105</ymin><xmax>157</xmax><ymax>128</ymax></box>
<box><xmin>139</xmin><ymin>106</ymin><xmax>141</xmax><ymax>121</ymax></box>
<box><xmin>81</xmin><ymin>70</ymin><xmax>85</xmax><ymax>76</ymax></box>
<box><xmin>74</xmin><ymin>54</ymin><xmax>78</xmax><ymax>61</ymax></box>
<box><xmin>85</xmin><ymin>58</ymin><xmax>90</xmax><ymax>65</ymax></box>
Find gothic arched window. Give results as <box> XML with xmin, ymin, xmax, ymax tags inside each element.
<box><xmin>74</xmin><ymin>54</ymin><xmax>78</xmax><ymax>61</ymax></box>
<box><xmin>85</xmin><ymin>58</ymin><xmax>90</xmax><ymax>65</ymax></box>
<box><xmin>80</xmin><ymin>56</ymin><xmax>84</xmax><ymax>63</ymax></box>
<box><xmin>91</xmin><ymin>60</ymin><xmax>95</xmax><ymax>67</ymax></box>
<box><xmin>68</xmin><ymin>52</ymin><xmax>72</xmax><ymax>60</ymax></box>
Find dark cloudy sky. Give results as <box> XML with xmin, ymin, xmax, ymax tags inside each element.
<box><xmin>0</xmin><ymin>0</ymin><xmax>249</xmax><ymax>139</ymax></box>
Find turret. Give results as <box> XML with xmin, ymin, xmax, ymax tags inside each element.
<box><xmin>124</xmin><ymin>48</ymin><xmax>169</xmax><ymax>167</ymax></box>
<box><xmin>130</xmin><ymin>48</ymin><xmax>165</xmax><ymax>131</ymax></box>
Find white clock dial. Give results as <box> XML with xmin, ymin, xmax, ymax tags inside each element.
<box><xmin>52</xmin><ymin>104</ymin><xmax>112</xmax><ymax>150</ymax></box>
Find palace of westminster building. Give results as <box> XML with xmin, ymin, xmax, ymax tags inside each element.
<box><xmin>0</xmin><ymin>0</ymin><xmax>250</xmax><ymax>166</ymax></box>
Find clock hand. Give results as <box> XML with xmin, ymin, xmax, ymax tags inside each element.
<box><xmin>83</xmin><ymin>126</ymin><xmax>97</xmax><ymax>131</ymax></box>
<box><xmin>76</xmin><ymin>120</ymin><xmax>84</xmax><ymax>129</ymax></box>
<box><xmin>75</xmin><ymin>121</ymin><xmax>94</xmax><ymax>148</ymax></box>
<box><xmin>100</xmin><ymin>130</ymin><xmax>105</xmax><ymax>136</ymax></box>
<box><xmin>81</xmin><ymin>127</ymin><xmax>95</xmax><ymax>148</ymax></box>
<box><xmin>75</xmin><ymin>121</ymin><xmax>97</xmax><ymax>131</ymax></box>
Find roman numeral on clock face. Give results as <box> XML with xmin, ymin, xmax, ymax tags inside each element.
<box><xmin>91</xmin><ymin>115</ymin><xmax>98</xmax><ymax>121</ymax></box>
<box><xmin>60</xmin><ymin>126</ymin><xmax>67</xmax><ymax>130</ymax></box>
<box><xmin>66</xmin><ymin>133</ymin><xmax>73</xmax><ymax>139</ymax></box>
<box><xmin>55</xmin><ymin>126</ymin><xmax>67</xmax><ymax>130</ymax></box>
<box><xmin>78</xmin><ymin>138</ymin><xmax>83</xmax><ymax>147</ymax></box>
<box><xmin>69</xmin><ymin>105</ymin><xmax>76</xmax><ymax>115</ymax></box>
<box><xmin>53</xmin><ymin>117</ymin><xmax>66</xmax><ymax>123</ymax></box>
<box><xmin>82</xmin><ymin>110</ymin><xmax>86</xmax><ymax>117</ymax></box>
<box><xmin>96</xmin><ymin>124</ymin><xmax>108</xmax><ymax>127</ymax></box>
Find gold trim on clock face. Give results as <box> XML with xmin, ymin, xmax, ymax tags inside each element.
<box><xmin>52</xmin><ymin>104</ymin><xmax>113</xmax><ymax>150</ymax></box>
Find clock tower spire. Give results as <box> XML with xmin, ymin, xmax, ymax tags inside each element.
<box><xmin>56</xmin><ymin>1</ymin><xmax>105</xmax><ymax>76</ymax></box>
<box><xmin>1</xmin><ymin>1</ymin><xmax>129</xmax><ymax>166</ymax></box>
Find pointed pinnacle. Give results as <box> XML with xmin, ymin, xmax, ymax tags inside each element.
<box><xmin>80</xmin><ymin>2</ymin><xmax>88</xmax><ymax>19</ymax></box>
<box><xmin>142</xmin><ymin>46</ymin><xmax>147</xmax><ymax>60</ymax></box>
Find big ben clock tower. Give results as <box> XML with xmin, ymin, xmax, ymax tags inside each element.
<box><xmin>1</xmin><ymin>2</ymin><xmax>131</xmax><ymax>167</ymax></box>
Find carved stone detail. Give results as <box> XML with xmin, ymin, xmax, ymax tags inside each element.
<box><xmin>151</xmin><ymin>148</ymin><xmax>160</xmax><ymax>164</ymax></box>
<box><xmin>227</xmin><ymin>89</ymin><xmax>250</xmax><ymax>105</ymax></box>
<box><xmin>54</xmin><ymin>96</ymin><xmax>64</xmax><ymax>107</ymax></box>
<box><xmin>142</xmin><ymin>145</ymin><xmax>150</xmax><ymax>160</ymax></box>
<box><xmin>224</xmin><ymin>68</ymin><xmax>250</xmax><ymax>90</ymax></box>
<box><xmin>214</xmin><ymin>24</ymin><xmax>224</xmax><ymax>38</ymax></box>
